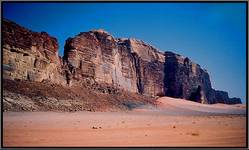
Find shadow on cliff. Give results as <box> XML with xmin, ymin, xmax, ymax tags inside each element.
<box><xmin>163</xmin><ymin>51</ymin><xmax>178</xmax><ymax>98</ymax></box>
<box><xmin>163</xmin><ymin>52</ymin><xmax>203</xmax><ymax>103</ymax></box>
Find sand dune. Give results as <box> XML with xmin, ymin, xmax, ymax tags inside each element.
<box><xmin>133</xmin><ymin>97</ymin><xmax>246</xmax><ymax>116</ymax></box>
<box><xmin>3</xmin><ymin>96</ymin><xmax>247</xmax><ymax>147</ymax></box>
<box><xmin>154</xmin><ymin>97</ymin><xmax>246</xmax><ymax>115</ymax></box>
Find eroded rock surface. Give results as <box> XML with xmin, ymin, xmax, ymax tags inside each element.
<box><xmin>2</xmin><ymin>19</ymin><xmax>66</xmax><ymax>85</ymax></box>
<box><xmin>2</xmin><ymin>19</ymin><xmax>242</xmax><ymax>104</ymax></box>
<box><xmin>63</xmin><ymin>30</ymin><xmax>138</xmax><ymax>93</ymax></box>
<box><xmin>163</xmin><ymin>52</ymin><xmax>241</xmax><ymax>104</ymax></box>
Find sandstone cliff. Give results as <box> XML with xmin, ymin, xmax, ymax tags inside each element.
<box><xmin>2</xmin><ymin>19</ymin><xmax>242</xmax><ymax>104</ymax></box>
<box><xmin>63</xmin><ymin>30</ymin><xmax>138</xmax><ymax>93</ymax></box>
<box><xmin>2</xmin><ymin>19</ymin><xmax>66</xmax><ymax>85</ymax></box>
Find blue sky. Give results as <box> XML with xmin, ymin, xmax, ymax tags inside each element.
<box><xmin>3</xmin><ymin>2</ymin><xmax>247</xmax><ymax>103</ymax></box>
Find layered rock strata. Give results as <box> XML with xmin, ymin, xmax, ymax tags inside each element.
<box><xmin>2</xmin><ymin>19</ymin><xmax>242</xmax><ymax>104</ymax></box>
<box><xmin>2</xmin><ymin>19</ymin><xmax>66</xmax><ymax>85</ymax></box>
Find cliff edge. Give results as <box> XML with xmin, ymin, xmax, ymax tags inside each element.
<box><xmin>2</xmin><ymin>18</ymin><xmax>241</xmax><ymax>109</ymax></box>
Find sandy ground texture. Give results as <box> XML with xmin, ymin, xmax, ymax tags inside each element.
<box><xmin>3</xmin><ymin>97</ymin><xmax>247</xmax><ymax>147</ymax></box>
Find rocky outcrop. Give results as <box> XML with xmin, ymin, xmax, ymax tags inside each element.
<box><xmin>164</xmin><ymin>51</ymin><xmax>216</xmax><ymax>104</ymax></box>
<box><xmin>63</xmin><ymin>33</ymin><xmax>241</xmax><ymax>104</ymax></box>
<box><xmin>63</xmin><ymin>33</ymin><xmax>166</xmax><ymax>96</ymax></box>
<box><xmin>117</xmin><ymin>38</ymin><xmax>165</xmax><ymax>96</ymax></box>
<box><xmin>214</xmin><ymin>90</ymin><xmax>242</xmax><ymax>104</ymax></box>
<box><xmin>2</xmin><ymin>19</ymin><xmax>242</xmax><ymax>104</ymax></box>
<box><xmin>2</xmin><ymin>19</ymin><xmax>66</xmax><ymax>85</ymax></box>
<box><xmin>163</xmin><ymin>52</ymin><xmax>241</xmax><ymax>104</ymax></box>
<box><xmin>63</xmin><ymin>30</ymin><xmax>139</xmax><ymax>93</ymax></box>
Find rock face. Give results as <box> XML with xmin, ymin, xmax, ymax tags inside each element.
<box><xmin>163</xmin><ymin>52</ymin><xmax>241</xmax><ymax>104</ymax></box>
<box><xmin>63</xmin><ymin>30</ymin><xmax>138</xmax><ymax>93</ymax></box>
<box><xmin>2</xmin><ymin>19</ymin><xmax>242</xmax><ymax>104</ymax></box>
<box><xmin>164</xmin><ymin>52</ymin><xmax>215</xmax><ymax>104</ymax></box>
<box><xmin>214</xmin><ymin>90</ymin><xmax>242</xmax><ymax>104</ymax></box>
<box><xmin>64</xmin><ymin>32</ymin><xmax>166</xmax><ymax>96</ymax></box>
<box><xmin>2</xmin><ymin>19</ymin><xmax>66</xmax><ymax>85</ymax></box>
<box><xmin>124</xmin><ymin>39</ymin><xmax>165</xmax><ymax>96</ymax></box>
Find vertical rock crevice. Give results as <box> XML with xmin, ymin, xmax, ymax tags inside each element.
<box><xmin>131</xmin><ymin>52</ymin><xmax>143</xmax><ymax>94</ymax></box>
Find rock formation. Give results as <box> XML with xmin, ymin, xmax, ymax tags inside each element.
<box><xmin>2</xmin><ymin>19</ymin><xmax>66</xmax><ymax>85</ymax></box>
<box><xmin>163</xmin><ymin>52</ymin><xmax>241</xmax><ymax>104</ymax></box>
<box><xmin>164</xmin><ymin>51</ymin><xmax>215</xmax><ymax>104</ymax></box>
<box><xmin>63</xmin><ymin>30</ymin><xmax>139</xmax><ymax>93</ymax></box>
<box><xmin>2</xmin><ymin>18</ymin><xmax>242</xmax><ymax>104</ymax></box>
<box><xmin>120</xmin><ymin>38</ymin><xmax>165</xmax><ymax>97</ymax></box>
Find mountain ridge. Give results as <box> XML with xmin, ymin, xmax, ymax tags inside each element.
<box><xmin>2</xmin><ymin>18</ymin><xmax>242</xmax><ymax>106</ymax></box>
